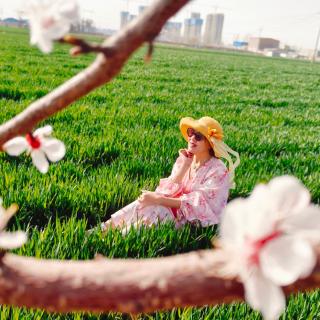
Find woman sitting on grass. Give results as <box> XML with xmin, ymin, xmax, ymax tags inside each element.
<box><xmin>100</xmin><ymin>116</ymin><xmax>240</xmax><ymax>232</ymax></box>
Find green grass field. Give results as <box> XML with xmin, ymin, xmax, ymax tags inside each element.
<box><xmin>0</xmin><ymin>26</ymin><xmax>319</xmax><ymax>319</ymax></box>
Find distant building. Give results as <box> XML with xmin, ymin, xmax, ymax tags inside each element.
<box><xmin>248</xmin><ymin>37</ymin><xmax>280</xmax><ymax>52</ymax></box>
<box><xmin>203</xmin><ymin>13</ymin><xmax>224</xmax><ymax>46</ymax></box>
<box><xmin>233</xmin><ymin>40</ymin><xmax>248</xmax><ymax>49</ymax></box>
<box><xmin>297</xmin><ymin>48</ymin><xmax>314</xmax><ymax>60</ymax></box>
<box><xmin>183</xmin><ymin>12</ymin><xmax>203</xmax><ymax>45</ymax></box>
<box><xmin>120</xmin><ymin>6</ymin><xmax>147</xmax><ymax>29</ymax></box>
<box><xmin>99</xmin><ymin>28</ymin><xmax>117</xmax><ymax>36</ymax></box>
<box><xmin>120</xmin><ymin>11</ymin><xmax>130</xmax><ymax>28</ymax></box>
<box><xmin>138</xmin><ymin>6</ymin><xmax>147</xmax><ymax>14</ymax></box>
<box><xmin>158</xmin><ymin>21</ymin><xmax>182</xmax><ymax>43</ymax></box>
<box><xmin>129</xmin><ymin>14</ymin><xmax>137</xmax><ymax>22</ymax></box>
<box><xmin>0</xmin><ymin>17</ymin><xmax>27</xmax><ymax>28</ymax></box>
<box><xmin>264</xmin><ymin>47</ymin><xmax>299</xmax><ymax>59</ymax></box>
<box><xmin>264</xmin><ymin>49</ymin><xmax>282</xmax><ymax>57</ymax></box>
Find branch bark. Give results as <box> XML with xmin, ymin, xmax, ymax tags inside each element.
<box><xmin>1</xmin><ymin>0</ymin><xmax>318</xmax><ymax>316</ymax></box>
<box><xmin>0</xmin><ymin>250</ymin><xmax>319</xmax><ymax>314</ymax></box>
<box><xmin>0</xmin><ymin>0</ymin><xmax>189</xmax><ymax>147</ymax></box>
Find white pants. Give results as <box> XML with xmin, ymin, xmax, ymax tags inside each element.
<box><xmin>105</xmin><ymin>200</ymin><xmax>174</xmax><ymax>231</ymax></box>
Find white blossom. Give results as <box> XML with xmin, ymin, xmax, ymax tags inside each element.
<box><xmin>218</xmin><ymin>176</ymin><xmax>320</xmax><ymax>320</ymax></box>
<box><xmin>3</xmin><ymin>125</ymin><xmax>66</xmax><ymax>174</ymax></box>
<box><xmin>25</xmin><ymin>0</ymin><xmax>79</xmax><ymax>53</ymax></box>
<box><xmin>0</xmin><ymin>199</ymin><xmax>27</xmax><ymax>249</ymax></box>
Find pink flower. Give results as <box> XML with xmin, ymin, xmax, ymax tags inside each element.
<box><xmin>218</xmin><ymin>176</ymin><xmax>320</xmax><ymax>320</ymax></box>
<box><xmin>25</xmin><ymin>0</ymin><xmax>79</xmax><ymax>53</ymax></box>
<box><xmin>3</xmin><ymin>125</ymin><xmax>66</xmax><ymax>174</ymax></box>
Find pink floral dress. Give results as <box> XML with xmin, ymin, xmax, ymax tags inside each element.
<box><xmin>108</xmin><ymin>155</ymin><xmax>230</xmax><ymax>229</ymax></box>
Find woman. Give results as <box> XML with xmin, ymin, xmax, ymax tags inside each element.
<box><xmin>101</xmin><ymin>116</ymin><xmax>240</xmax><ymax>232</ymax></box>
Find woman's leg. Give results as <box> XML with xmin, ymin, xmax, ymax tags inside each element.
<box><xmin>100</xmin><ymin>202</ymin><xmax>175</xmax><ymax>233</ymax></box>
<box><xmin>133</xmin><ymin>204</ymin><xmax>174</xmax><ymax>227</ymax></box>
<box><xmin>120</xmin><ymin>204</ymin><xmax>174</xmax><ymax>235</ymax></box>
<box><xmin>101</xmin><ymin>200</ymin><xmax>141</xmax><ymax>231</ymax></box>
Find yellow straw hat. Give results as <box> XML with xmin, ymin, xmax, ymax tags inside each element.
<box><xmin>180</xmin><ymin>116</ymin><xmax>240</xmax><ymax>188</ymax></box>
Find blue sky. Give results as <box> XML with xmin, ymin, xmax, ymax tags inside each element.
<box><xmin>1</xmin><ymin>0</ymin><xmax>319</xmax><ymax>49</ymax></box>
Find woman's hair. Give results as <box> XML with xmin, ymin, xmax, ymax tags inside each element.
<box><xmin>209</xmin><ymin>147</ymin><xmax>216</xmax><ymax>158</ymax></box>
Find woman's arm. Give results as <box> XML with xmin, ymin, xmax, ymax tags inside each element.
<box><xmin>156</xmin><ymin>150</ymin><xmax>192</xmax><ymax>196</ymax></box>
<box><xmin>157</xmin><ymin>196</ymin><xmax>181</xmax><ymax>209</ymax></box>
<box><xmin>138</xmin><ymin>192</ymin><xmax>181</xmax><ymax>209</ymax></box>
<box><xmin>170</xmin><ymin>149</ymin><xmax>193</xmax><ymax>184</ymax></box>
<box><xmin>170</xmin><ymin>166</ymin><xmax>189</xmax><ymax>184</ymax></box>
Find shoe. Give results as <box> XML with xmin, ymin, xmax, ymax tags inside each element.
<box><xmin>86</xmin><ymin>222</ymin><xmax>109</xmax><ymax>235</ymax></box>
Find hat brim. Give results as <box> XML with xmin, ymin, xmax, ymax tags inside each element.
<box><xmin>179</xmin><ymin>117</ymin><xmax>215</xmax><ymax>151</ymax></box>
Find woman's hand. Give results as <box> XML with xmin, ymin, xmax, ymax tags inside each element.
<box><xmin>137</xmin><ymin>191</ymin><xmax>162</xmax><ymax>209</ymax></box>
<box><xmin>178</xmin><ymin>148</ymin><xmax>193</xmax><ymax>168</ymax></box>
<box><xmin>169</xmin><ymin>149</ymin><xmax>193</xmax><ymax>184</ymax></box>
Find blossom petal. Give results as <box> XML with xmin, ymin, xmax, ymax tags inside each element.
<box><xmin>0</xmin><ymin>231</ymin><xmax>27</xmax><ymax>249</ymax></box>
<box><xmin>245</xmin><ymin>185</ymin><xmax>278</xmax><ymax>238</ymax></box>
<box><xmin>244</xmin><ymin>268</ymin><xmax>285</xmax><ymax>320</ymax></box>
<box><xmin>281</xmin><ymin>205</ymin><xmax>320</xmax><ymax>243</ymax></box>
<box><xmin>220</xmin><ymin>195</ymin><xmax>275</xmax><ymax>243</ymax></box>
<box><xmin>57</xmin><ymin>0</ymin><xmax>79</xmax><ymax>21</ymax></box>
<box><xmin>44</xmin><ymin>24</ymin><xmax>69</xmax><ymax>41</ymax></box>
<box><xmin>31</xmin><ymin>29</ymin><xmax>53</xmax><ymax>53</ymax></box>
<box><xmin>26</xmin><ymin>0</ymin><xmax>79</xmax><ymax>53</ymax></box>
<box><xmin>3</xmin><ymin>137</ymin><xmax>28</xmax><ymax>156</ymax></box>
<box><xmin>33</xmin><ymin>125</ymin><xmax>53</xmax><ymax>137</ymax></box>
<box><xmin>260</xmin><ymin>235</ymin><xmax>316</xmax><ymax>286</ymax></box>
<box><xmin>220</xmin><ymin>198</ymin><xmax>247</xmax><ymax>246</ymax></box>
<box><xmin>41</xmin><ymin>138</ymin><xmax>66</xmax><ymax>162</ymax></box>
<box><xmin>249</xmin><ymin>183</ymin><xmax>270</xmax><ymax>205</ymax></box>
<box><xmin>267</xmin><ymin>176</ymin><xmax>310</xmax><ymax>218</ymax></box>
<box><xmin>31</xmin><ymin>150</ymin><xmax>49</xmax><ymax>173</ymax></box>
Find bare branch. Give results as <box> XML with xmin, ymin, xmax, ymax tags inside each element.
<box><xmin>0</xmin><ymin>250</ymin><xmax>319</xmax><ymax>314</ymax></box>
<box><xmin>144</xmin><ymin>42</ymin><xmax>154</xmax><ymax>63</ymax></box>
<box><xmin>0</xmin><ymin>0</ymin><xmax>190</xmax><ymax>147</ymax></box>
<box><xmin>60</xmin><ymin>36</ymin><xmax>116</xmax><ymax>56</ymax></box>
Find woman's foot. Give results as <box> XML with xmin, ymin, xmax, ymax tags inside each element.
<box><xmin>101</xmin><ymin>220</ymin><xmax>113</xmax><ymax>232</ymax></box>
<box><xmin>86</xmin><ymin>220</ymin><xmax>113</xmax><ymax>235</ymax></box>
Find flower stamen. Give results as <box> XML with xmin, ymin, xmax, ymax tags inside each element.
<box><xmin>26</xmin><ymin>133</ymin><xmax>41</xmax><ymax>149</ymax></box>
<box><xmin>248</xmin><ymin>230</ymin><xmax>282</xmax><ymax>266</ymax></box>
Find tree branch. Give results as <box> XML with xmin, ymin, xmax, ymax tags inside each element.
<box><xmin>0</xmin><ymin>250</ymin><xmax>319</xmax><ymax>314</ymax></box>
<box><xmin>0</xmin><ymin>0</ymin><xmax>190</xmax><ymax>147</ymax></box>
<box><xmin>1</xmin><ymin>0</ymin><xmax>317</xmax><ymax>316</ymax></box>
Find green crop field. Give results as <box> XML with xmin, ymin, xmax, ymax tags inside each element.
<box><xmin>0</xmin><ymin>26</ymin><xmax>319</xmax><ymax>319</ymax></box>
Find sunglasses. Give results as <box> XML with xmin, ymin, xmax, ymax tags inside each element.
<box><xmin>187</xmin><ymin>128</ymin><xmax>205</xmax><ymax>141</ymax></box>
